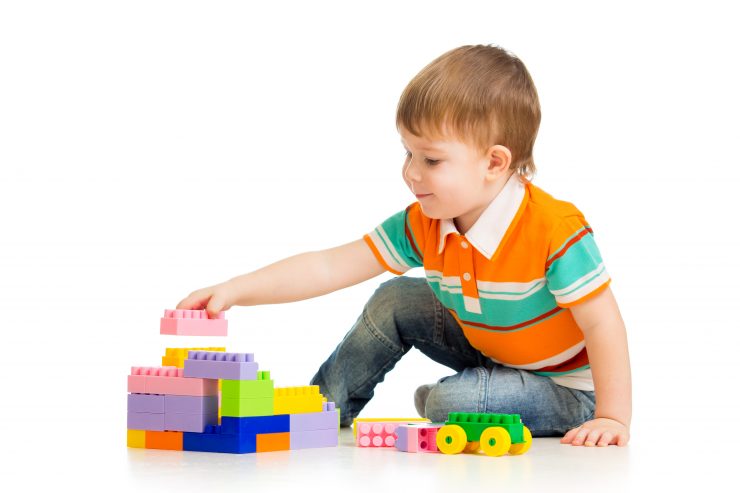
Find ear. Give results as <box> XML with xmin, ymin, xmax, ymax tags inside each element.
<box><xmin>484</xmin><ymin>145</ymin><xmax>512</xmax><ymax>180</ymax></box>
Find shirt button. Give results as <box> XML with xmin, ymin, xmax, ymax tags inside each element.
<box><xmin>463</xmin><ymin>272</ymin><xmax>471</xmax><ymax>281</ymax></box>
<box><xmin>461</xmin><ymin>241</ymin><xmax>469</xmax><ymax>249</ymax></box>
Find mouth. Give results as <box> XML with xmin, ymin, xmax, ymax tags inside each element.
<box><xmin>415</xmin><ymin>193</ymin><xmax>433</xmax><ymax>199</ymax></box>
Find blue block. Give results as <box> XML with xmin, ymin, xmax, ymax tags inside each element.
<box><xmin>221</xmin><ymin>415</ymin><xmax>290</xmax><ymax>435</ymax></box>
<box><xmin>183</xmin><ymin>428</ymin><xmax>257</xmax><ymax>454</ymax></box>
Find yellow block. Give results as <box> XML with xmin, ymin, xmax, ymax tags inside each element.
<box><xmin>127</xmin><ymin>429</ymin><xmax>146</xmax><ymax>448</ymax></box>
<box><xmin>274</xmin><ymin>385</ymin><xmax>325</xmax><ymax>414</ymax></box>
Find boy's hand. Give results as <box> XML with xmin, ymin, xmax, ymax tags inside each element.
<box><xmin>176</xmin><ymin>281</ymin><xmax>235</xmax><ymax>318</ymax></box>
<box><xmin>560</xmin><ymin>417</ymin><xmax>630</xmax><ymax>447</ymax></box>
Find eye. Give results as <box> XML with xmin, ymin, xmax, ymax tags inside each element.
<box><xmin>404</xmin><ymin>150</ymin><xmax>439</xmax><ymax>165</ymax></box>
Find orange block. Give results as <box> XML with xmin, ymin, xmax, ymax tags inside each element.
<box><xmin>146</xmin><ymin>431</ymin><xmax>183</xmax><ymax>450</ymax></box>
<box><xmin>256</xmin><ymin>432</ymin><xmax>290</xmax><ymax>452</ymax></box>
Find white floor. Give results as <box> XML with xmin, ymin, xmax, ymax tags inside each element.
<box><xmin>3</xmin><ymin>416</ymin><xmax>730</xmax><ymax>492</ymax></box>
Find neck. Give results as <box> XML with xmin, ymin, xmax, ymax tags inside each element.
<box><xmin>453</xmin><ymin>171</ymin><xmax>516</xmax><ymax>234</ymax></box>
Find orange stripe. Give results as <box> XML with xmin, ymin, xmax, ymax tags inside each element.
<box><xmin>363</xmin><ymin>235</ymin><xmax>404</xmax><ymax>275</ymax></box>
<box><xmin>452</xmin><ymin>309</ymin><xmax>585</xmax><ymax>366</ymax></box>
<box><xmin>451</xmin><ymin>306</ymin><xmax>563</xmax><ymax>332</ymax></box>
<box><xmin>404</xmin><ymin>205</ymin><xmax>423</xmax><ymax>261</ymax></box>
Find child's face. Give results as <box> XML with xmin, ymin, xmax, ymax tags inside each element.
<box><xmin>399</xmin><ymin>125</ymin><xmax>497</xmax><ymax>228</ymax></box>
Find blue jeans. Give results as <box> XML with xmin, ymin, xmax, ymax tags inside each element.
<box><xmin>310</xmin><ymin>276</ymin><xmax>596</xmax><ymax>437</ymax></box>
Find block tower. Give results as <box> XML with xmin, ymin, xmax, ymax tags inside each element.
<box><xmin>127</xmin><ymin>309</ymin><xmax>339</xmax><ymax>453</ymax></box>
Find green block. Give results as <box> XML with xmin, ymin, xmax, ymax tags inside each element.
<box><xmin>222</xmin><ymin>372</ymin><xmax>274</xmax><ymax>399</ymax></box>
<box><xmin>445</xmin><ymin>412</ymin><xmax>525</xmax><ymax>443</ymax></box>
<box><xmin>221</xmin><ymin>396</ymin><xmax>274</xmax><ymax>417</ymax></box>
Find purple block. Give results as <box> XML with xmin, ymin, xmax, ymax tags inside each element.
<box><xmin>188</xmin><ymin>351</ymin><xmax>254</xmax><ymax>362</ymax></box>
<box><xmin>127</xmin><ymin>412</ymin><xmax>165</xmax><ymax>431</ymax></box>
<box><xmin>165</xmin><ymin>395</ymin><xmax>218</xmax><ymax>415</ymax></box>
<box><xmin>183</xmin><ymin>357</ymin><xmax>258</xmax><ymax>380</ymax></box>
<box><xmin>128</xmin><ymin>394</ymin><xmax>165</xmax><ymax>413</ymax></box>
<box><xmin>290</xmin><ymin>409</ymin><xmax>339</xmax><ymax>432</ymax></box>
<box><xmin>164</xmin><ymin>412</ymin><xmax>218</xmax><ymax>433</ymax></box>
<box><xmin>395</xmin><ymin>426</ymin><xmax>411</xmax><ymax>452</ymax></box>
<box><xmin>290</xmin><ymin>428</ymin><xmax>338</xmax><ymax>450</ymax></box>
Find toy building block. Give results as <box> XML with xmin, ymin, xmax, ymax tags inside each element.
<box><xmin>395</xmin><ymin>423</ymin><xmax>443</xmax><ymax>453</ymax></box>
<box><xmin>436</xmin><ymin>412</ymin><xmax>532</xmax><ymax>457</ymax></box>
<box><xmin>146</xmin><ymin>431</ymin><xmax>183</xmax><ymax>450</ymax></box>
<box><xmin>220</xmin><ymin>396</ymin><xmax>274</xmax><ymax>417</ymax></box>
<box><xmin>183</xmin><ymin>351</ymin><xmax>258</xmax><ymax>380</ymax></box>
<box><xmin>160</xmin><ymin>309</ymin><xmax>228</xmax><ymax>336</ymax></box>
<box><xmin>128</xmin><ymin>394</ymin><xmax>165</xmax><ymax>414</ymax></box>
<box><xmin>183</xmin><ymin>425</ymin><xmax>257</xmax><ymax>454</ymax></box>
<box><xmin>127</xmin><ymin>412</ymin><xmax>165</xmax><ymax>431</ymax></box>
<box><xmin>221</xmin><ymin>415</ymin><xmax>290</xmax><ymax>435</ymax></box>
<box><xmin>352</xmin><ymin>417</ymin><xmax>430</xmax><ymax>439</ymax></box>
<box><xmin>128</xmin><ymin>367</ymin><xmax>218</xmax><ymax>396</ymax></box>
<box><xmin>162</xmin><ymin>347</ymin><xmax>226</xmax><ymax>368</ymax></box>
<box><xmin>356</xmin><ymin>422</ymin><xmax>398</xmax><ymax>447</ymax></box>
<box><xmin>165</xmin><ymin>395</ymin><xmax>218</xmax><ymax>415</ymax></box>
<box><xmin>165</xmin><ymin>413</ymin><xmax>218</xmax><ymax>433</ymax></box>
<box><xmin>256</xmin><ymin>432</ymin><xmax>290</xmax><ymax>452</ymax></box>
<box><xmin>222</xmin><ymin>371</ymin><xmax>274</xmax><ymax>399</ymax></box>
<box><xmin>290</xmin><ymin>428</ymin><xmax>339</xmax><ymax>450</ymax></box>
<box><xmin>273</xmin><ymin>386</ymin><xmax>324</xmax><ymax>415</ymax></box>
<box><xmin>289</xmin><ymin>402</ymin><xmax>339</xmax><ymax>432</ymax></box>
<box><xmin>127</xmin><ymin>429</ymin><xmax>146</xmax><ymax>448</ymax></box>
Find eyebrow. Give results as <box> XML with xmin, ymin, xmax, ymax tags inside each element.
<box><xmin>400</xmin><ymin>139</ymin><xmax>444</xmax><ymax>152</ymax></box>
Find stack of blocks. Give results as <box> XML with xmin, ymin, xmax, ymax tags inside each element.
<box><xmin>127</xmin><ymin>309</ymin><xmax>339</xmax><ymax>453</ymax></box>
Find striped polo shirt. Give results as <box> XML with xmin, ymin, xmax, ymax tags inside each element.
<box><xmin>363</xmin><ymin>173</ymin><xmax>611</xmax><ymax>391</ymax></box>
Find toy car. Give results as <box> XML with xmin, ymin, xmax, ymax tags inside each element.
<box><xmin>436</xmin><ymin>412</ymin><xmax>532</xmax><ymax>457</ymax></box>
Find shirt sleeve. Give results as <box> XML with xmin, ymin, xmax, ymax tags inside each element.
<box><xmin>363</xmin><ymin>204</ymin><xmax>424</xmax><ymax>275</ymax></box>
<box><xmin>545</xmin><ymin>214</ymin><xmax>611</xmax><ymax>307</ymax></box>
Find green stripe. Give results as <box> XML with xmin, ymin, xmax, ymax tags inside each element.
<box><xmin>546</xmin><ymin>234</ymin><xmax>604</xmax><ymax>290</ymax></box>
<box><xmin>405</xmin><ymin>211</ymin><xmax>423</xmax><ymax>263</ymax></box>
<box><xmin>430</xmin><ymin>282</ymin><xmax>562</xmax><ymax>330</ymax></box>
<box><xmin>375</xmin><ymin>227</ymin><xmax>406</xmax><ymax>269</ymax></box>
<box><xmin>557</xmin><ymin>265</ymin><xmax>606</xmax><ymax>297</ymax></box>
<box><xmin>478</xmin><ymin>281</ymin><xmax>546</xmax><ymax>297</ymax></box>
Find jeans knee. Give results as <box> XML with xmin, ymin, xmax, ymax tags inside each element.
<box><xmin>365</xmin><ymin>277</ymin><xmax>433</xmax><ymax>343</ymax></box>
<box><xmin>423</xmin><ymin>368</ymin><xmax>486</xmax><ymax>422</ymax></box>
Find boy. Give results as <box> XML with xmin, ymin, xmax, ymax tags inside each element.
<box><xmin>177</xmin><ymin>45</ymin><xmax>631</xmax><ymax>447</ymax></box>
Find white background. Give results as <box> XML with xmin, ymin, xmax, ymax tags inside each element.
<box><xmin>1</xmin><ymin>0</ymin><xmax>738</xmax><ymax>490</ymax></box>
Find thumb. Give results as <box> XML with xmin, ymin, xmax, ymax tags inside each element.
<box><xmin>205</xmin><ymin>296</ymin><xmax>228</xmax><ymax>318</ymax></box>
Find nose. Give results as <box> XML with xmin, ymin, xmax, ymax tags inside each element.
<box><xmin>403</xmin><ymin>155</ymin><xmax>421</xmax><ymax>184</ymax></box>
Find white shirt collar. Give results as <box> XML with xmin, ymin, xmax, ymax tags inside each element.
<box><xmin>438</xmin><ymin>173</ymin><xmax>527</xmax><ymax>259</ymax></box>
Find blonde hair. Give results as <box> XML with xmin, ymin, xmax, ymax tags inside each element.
<box><xmin>396</xmin><ymin>44</ymin><xmax>541</xmax><ymax>181</ymax></box>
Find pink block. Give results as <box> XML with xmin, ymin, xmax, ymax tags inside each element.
<box><xmin>356</xmin><ymin>422</ymin><xmax>398</xmax><ymax>448</ymax></box>
<box><xmin>395</xmin><ymin>424</ymin><xmax>442</xmax><ymax>453</ymax></box>
<box><xmin>160</xmin><ymin>309</ymin><xmax>228</xmax><ymax>336</ymax></box>
<box><xmin>128</xmin><ymin>366</ymin><xmax>218</xmax><ymax>396</ymax></box>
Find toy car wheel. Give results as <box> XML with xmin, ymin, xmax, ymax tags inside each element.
<box><xmin>436</xmin><ymin>425</ymin><xmax>467</xmax><ymax>455</ymax></box>
<box><xmin>479</xmin><ymin>427</ymin><xmax>511</xmax><ymax>457</ymax></box>
<box><xmin>508</xmin><ymin>426</ymin><xmax>532</xmax><ymax>455</ymax></box>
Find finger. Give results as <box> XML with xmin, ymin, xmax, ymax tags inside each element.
<box><xmin>597</xmin><ymin>432</ymin><xmax>613</xmax><ymax>447</ymax></box>
<box><xmin>560</xmin><ymin>427</ymin><xmax>580</xmax><ymax>444</ymax></box>
<box><xmin>177</xmin><ymin>290</ymin><xmax>211</xmax><ymax>310</ymax></box>
<box><xmin>584</xmin><ymin>428</ymin><xmax>602</xmax><ymax>447</ymax></box>
<box><xmin>206</xmin><ymin>295</ymin><xmax>227</xmax><ymax>318</ymax></box>
<box><xmin>617</xmin><ymin>433</ymin><xmax>630</xmax><ymax>446</ymax></box>
<box><xmin>572</xmin><ymin>427</ymin><xmax>591</xmax><ymax>446</ymax></box>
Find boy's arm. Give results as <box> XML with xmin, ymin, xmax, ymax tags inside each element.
<box><xmin>561</xmin><ymin>286</ymin><xmax>632</xmax><ymax>447</ymax></box>
<box><xmin>177</xmin><ymin>239</ymin><xmax>386</xmax><ymax>314</ymax></box>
